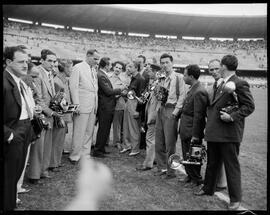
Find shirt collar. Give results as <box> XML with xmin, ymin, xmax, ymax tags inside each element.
<box><xmin>100</xmin><ymin>68</ymin><xmax>108</xmax><ymax>77</ymax></box>
<box><xmin>217</xmin><ymin>78</ymin><xmax>224</xmax><ymax>87</ymax></box>
<box><xmin>6</xmin><ymin>68</ymin><xmax>21</xmax><ymax>85</ymax></box>
<box><xmin>223</xmin><ymin>73</ymin><xmax>235</xmax><ymax>83</ymax></box>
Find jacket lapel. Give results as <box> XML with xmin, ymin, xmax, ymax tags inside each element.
<box><xmin>5</xmin><ymin>70</ymin><xmax>22</xmax><ymax>107</ymax></box>
<box><xmin>38</xmin><ymin>66</ymin><xmax>53</xmax><ymax>97</ymax></box>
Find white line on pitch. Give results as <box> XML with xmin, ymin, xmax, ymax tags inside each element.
<box><xmin>176</xmin><ymin>164</ymin><xmax>248</xmax><ymax>211</ymax></box>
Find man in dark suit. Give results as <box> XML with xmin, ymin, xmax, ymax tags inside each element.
<box><xmin>195</xmin><ymin>55</ymin><xmax>255</xmax><ymax>210</ymax></box>
<box><xmin>179</xmin><ymin>64</ymin><xmax>208</xmax><ymax>186</ymax></box>
<box><xmin>92</xmin><ymin>57</ymin><xmax>126</xmax><ymax>158</ymax></box>
<box><xmin>3</xmin><ymin>46</ymin><xmax>34</xmax><ymax>210</ymax></box>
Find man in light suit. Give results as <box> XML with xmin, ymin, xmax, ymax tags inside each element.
<box><xmin>69</xmin><ymin>49</ymin><xmax>100</xmax><ymax>163</ymax></box>
<box><xmin>136</xmin><ymin>63</ymin><xmax>160</xmax><ymax>171</ymax></box>
<box><xmin>28</xmin><ymin>49</ymin><xmax>60</xmax><ymax>182</ymax></box>
<box><xmin>195</xmin><ymin>55</ymin><xmax>255</xmax><ymax>210</ymax></box>
<box><xmin>179</xmin><ymin>64</ymin><xmax>208</xmax><ymax>186</ymax></box>
<box><xmin>92</xmin><ymin>57</ymin><xmax>126</xmax><ymax>157</ymax></box>
<box><xmin>4</xmin><ymin>46</ymin><xmax>34</xmax><ymax>210</ymax></box>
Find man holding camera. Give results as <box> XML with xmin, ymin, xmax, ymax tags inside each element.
<box><xmin>195</xmin><ymin>55</ymin><xmax>255</xmax><ymax>210</ymax></box>
<box><xmin>179</xmin><ymin>64</ymin><xmax>208</xmax><ymax>186</ymax></box>
<box><xmin>154</xmin><ymin>53</ymin><xmax>186</xmax><ymax>179</ymax></box>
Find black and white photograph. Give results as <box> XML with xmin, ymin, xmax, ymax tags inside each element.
<box><xmin>2</xmin><ymin>3</ymin><xmax>267</xmax><ymax>212</ymax></box>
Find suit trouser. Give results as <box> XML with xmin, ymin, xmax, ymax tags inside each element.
<box><xmin>64</xmin><ymin>122</ymin><xmax>73</xmax><ymax>152</ymax></box>
<box><xmin>155</xmin><ymin>106</ymin><xmax>178</xmax><ymax>176</ymax></box>
<box><xmin>28</xmin><ymin>130</ymin><xmax>46</xmax><ymax>179</ymax></box>
<box><xmin>69</xmin><ymin>112</ymin><xmax>96</xmax><ymax>161</ymax></box>
<box><xmin>41</xmin><ymin>127</ymin><xmax>53</xmax><ymax>176</ymax></box>
<box><xmin>217</xmin><ymin>163</ymin><xmax>227</xmax><ymax>188</ymax></box>
<box><xmin>94</xmin><ymin>110</ymin><xmax>114</xmax><ymax>153</ymax></box>
<box><xmin>203</xmin><ymin>141</ymin><xmax>241</xmax><ymax>202</ymax></box>
<box><xmin>112</xmin><ymin>110</ymin><xmax>124</xmax><ymax>145</ymax></box>
<box><xmin>17</xmin><ymin>143</ymin><xmax>31</xmax><ymax>191</ymax></box>
<box><xmin>181</xmin><ymin>138</ymin><xmax>203</xmax><ymax>183</ymax></box>
<box><xmin>122</xmin><ymin>103</ymin><xmax>141</xmax><ymax>153</ymax></box>
<box><xmin>143</xmin><ymin>123</ymin><xmax>156</xmax><ymax>168</ymax></box>
<box><xmin>4</xmin><ymin>119</ymin><xmax>31</xmax><ymax>211</ymax></box>
<box><xmin>50</xmin><ymin>126</ymin><xmax>66</xmax><ymax>168</ymax></box>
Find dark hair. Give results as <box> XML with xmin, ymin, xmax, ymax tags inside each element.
<box><xmin>99</xmin><ymin>57</ymin><xmax>110</xmax><ymax>69</ymax></box>
<box><xmin>58</xmin><ymin>59</ymin><xmax>73</xmax><ymax>72</ymax></box>
<box><xmin>40</xmin><ymin>49</ymin><xmax>56</xmax><ymax>60</ymax></box>
<box><xmin>221</xmin><ymin>55</ymin><xmax>238</xmax><ymax>71</ymax></box>
<box><xmin>185</xmin><ymin>64</ymin><xmax>201</xmax><ymax>80</ymax></box>
<box><xmin>160</xmin><ymin>53</ymin><xmax>173</xmax><ymax>62</ymax></box>
<box><xmin>114</xmin><ymin>61</ymin><xmax>125</xmax><ymax>71</ymax></box>
<box><xmin>208</xmin><ymin>59</ymin><xmax>220</xmax><ymax>67</ymax></box>
<box><xmin>3</xmin><ymin>46</ymin><xmax>27</xmax><ymax>62</ymax></box>
<box><xmin>133</xmin><ymin>60</ymin><xmax>141</xmax><ymax>72</ymax></box>
<box><xmin>87</xmin><ymin>49</ymin><xmax>98</xmax><ymax>56</ymax></box>
<box><xmin>137</xmin><ymin>55</ymin><xmax>146</xmax><ymax>64</ymax></box>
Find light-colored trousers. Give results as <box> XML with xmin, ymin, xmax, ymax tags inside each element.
<box><xmin>50</xmin><ymin>126</ymin><xmax>66</xmax><ymax>168</ymax></box>
<box><xmin>17</xmin><ymin>144</ymin><xmax>31</xmax><ymax>191</ymax></box>
<box><xmin>217</xmin><ymin>162</ymin><xmax>227</xmax><ymax>187</ymax></box>
<box><xmin>155</xmin><ymin>106</ymin><xmax>178</xmax><ymax>175</ymax></box>
<box><xmin>122</xmin><ymin>99</ymin><xmax>141</xmax><ymax>153</ymax></box>
<box><xmin>41</xmin><ymin>127</ymin><xmax>53</xmax><ymax>176</ymax></box>
<box><xmin>112</xmin><ymin>110</ymin><xmax>124</xmax><ymax>146</ymax></box>
<box><xmin>69</xmin><ymin>112</ymin><xmax>96</xmax><ymax>161</ymax></box>
<box><xmin>143</xmin><ymin>123</ymin><xmax>156</xmax><ymax>168</ymax></box>
<box><xmin>28</xmin><ymin>130</ymin><xmax>46</xmax><ymax>179</ymax></box>
<box><xmin>64</xmin><ymin>122</ymin><xmax>73</xmax><ymax>152</ymax></box>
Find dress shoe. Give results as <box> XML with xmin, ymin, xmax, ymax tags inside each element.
<box><xmin>163</xmin><ymin>174</ymin><xmax>176</xmax><ymax>179</ymax></box>
<box><xmin>129</xmin><ymin>151</ymin><xmax>140</xmax><ymax>156</ymax></box>
<box><xmin>17</xmin><ymin>188</ymin><xmax>31</xmax><ymax>194</ymax></box>
<box><xmin>216</xmin><ymin>186</ymin><xmax>227</xmax><ymax>192</ymax></box>
<box><xmin>228</xmin><ymin>202</ymin><xmax>241</xmax><ymax>210</ymax></box>
<box><xmin>28</xmin><ymin>178</ymin><xmax>41</xmax><ymax>185</ymax></box>
<box><xmin>49</xmin><ymin>167</ymin><xmax>61</xmax><ymax>172</ymax></box>
<box><xmin>178</xmin><ymin>176</ymin><xmax>191</xmax><ymax>183</ymax></box>
<box><xmin>136</xmin><ymin>165</ymin><xmax>152</xmax><ymax>171</ymax></box>
<box><xmin>68</xmin><ymin>158</ymin><xmax>79</xmax><ymax>165</ymax></box>
<box><xmin>194</xmin><ymin>188</ymin><xmax>210</xmax><ymax>196</ymax></box>
<box><xmin>40</xmin><ymin>174</ymin><xmax>52</xmax><ymax>179</ymax></box>
<box><xmin>92</xmin><ymin>152</ymin><xmax>106</xmax><ymax>158</ymax></box>
<box><xmin>16</xmin><ymin>198</ymin><xmax>22</xmax><ymax>204</ymax></box>
<box><xmin>120</xmin><ymin>147</ymin><xmax>131</xmax><ymax>153</ymax></box>
<box><xmin>153</xmin><ymin>169</ymin><xmax>167</xmax><ymax>176</ymax></box>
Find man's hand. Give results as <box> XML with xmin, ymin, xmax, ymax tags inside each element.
<box><xmin>74</xmin><ymin>107</ymin><xmax>80</xmax><ymax>115</ymax></box>
<box><xmin>66</xmin><ymin>156</ymin><xmax>113</xmax><ymax>210</ymax></box>
<box><xmin>121</xmin><ymin>89</ymin><xmax>128</xmax><ymax>96</ymax></box>
<box><xmin>52</xmin><ymin>111</ymin><xmax>63</xmax><ymax>118</ymax></box>
<box><xmin>191</xmin><ymin>136</ymin><xmax>200</xmax><ymax>143</ymax></box>
<box><xmin>220</xmin><ymin>111</ymin><xmax>234</xmax><ymax>122</ymax></box>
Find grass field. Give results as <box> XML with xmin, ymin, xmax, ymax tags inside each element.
<box><xmin>17</xmin><ymin>87</ymin><xmax>267</xmax><ymax>211</ymax></box>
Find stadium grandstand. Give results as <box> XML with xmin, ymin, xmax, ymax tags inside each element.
<box><xmin>3</xmin><ymin>5</ymin><xmax>267</xmax><ymax>80</ymax></box>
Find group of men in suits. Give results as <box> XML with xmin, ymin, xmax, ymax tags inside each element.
<box><xmin>3</xmin><ymin>43</ymin><xmax>255</xmax><ymax>211</ymax></box>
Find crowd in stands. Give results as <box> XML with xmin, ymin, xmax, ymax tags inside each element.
<box><xmin>4</xmin><ymin>19</ymin><xmax>267</xmax><ymax>70</ymax></box>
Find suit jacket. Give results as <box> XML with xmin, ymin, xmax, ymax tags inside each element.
<box><xmin>145</xmin><ymin>91</ymin><xmax>159</xmax><ymax>125</ymax></box>
<box><xmin>4</xmin><ymin>70</ymin><xmax>23</xmax><ymax>142</ymax></box>
<box><xmin>205</xmin><ymin>74</ymin><xmax>255</xmax><ymax>143</ymax></box>
<box><xmin>179</xmin><ymin>81</ymin><xmax>208</xmax><ymax>140</ymax></box>
<box><xmin>97</xmin><ymin>69</ymin><xmax>121</xmax><ymax>113</ymax></box>
<box><xmin>69</xmin><ymin>61</ymin><xmax>98</xmax><ymax>114</ymax></box>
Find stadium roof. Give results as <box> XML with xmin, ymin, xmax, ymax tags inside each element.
<box><xmin>3</xmin><ymin>4</ymin><xmax>267</xmax><ymax>39</ymax></box>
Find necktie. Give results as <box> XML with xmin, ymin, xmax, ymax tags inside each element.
<box><xmin>212</xmin><ymin>81</ymin><xmax>218</xmax><ymax>101</ymax></box>
<box><xmin>48</xmin><ymin>72</ymin><xmax>55</xmax><ymax>96</ymax></box>
<box><xmin>20</xmin><ymin>81</ymin><xmax>33</xmax><ymax>119</ymax></box>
